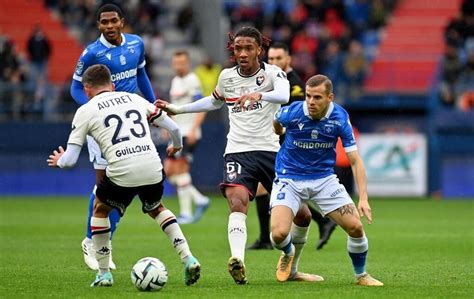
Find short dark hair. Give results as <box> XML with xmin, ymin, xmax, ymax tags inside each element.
<box><xmin>82</xmin><ymin>64</ymin><xmax>112</xmax><ymax>87</ymax></box>
<box><xmin>306</xmin><ymin>74</ymin><xmax>333</xmax><ymax>95</ymax></box>
<box><xmin>269</xmin><ymin>42</ymin><xmax>289</xmax><ymax>53</ymax></box>
<box><xmin>96</xmin><ymin>3</ymin><xmax>123</xmax><ymax>21</ymax></box>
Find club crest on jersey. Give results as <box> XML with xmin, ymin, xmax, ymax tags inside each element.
<box><xmin>298</xmin><ymin>123</ymin><xmax>304</xmax><ymax>130</ymax></box>
<box><xmin>120</xmin><ymin>55</ymin><xmax>126</xmax><ymax>65</ymax></box>
<box><xmin>324</xmin><ymin>125</ymin><xmax>334</xmax><ymax>134</ymax></box>
<box><xmin>75</xmin><ymin>61</ymin><xmax>84</xmax><ymax>75</ymax></box>
<box><xmin>256</xmin><ymin>75</ymin><xmax>265</xmax><ymax>86</ymax></box>
<box><xmin>311</xmin><ymin>129</ymin><xmax>318</xmax><ymax>139</ymax></box>
<box><xmin>227</xmin><ymin>172</ymin><xmax>237</xmax><ymax>182</ymax></box>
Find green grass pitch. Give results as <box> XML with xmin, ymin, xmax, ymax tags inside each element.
<box><xmin>1</xmin><ymin>196</ymin><xmax>473</xmax><ymax>298</ymax></box>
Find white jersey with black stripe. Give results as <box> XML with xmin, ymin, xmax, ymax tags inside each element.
<box><xmin>68</xmin><ymin>91</ymin><xmax>164</xmax><ymax>187</ymax></box>
<box><xmin>213</xmin><ymin>62</ymin><xmax>287</xmax><ymax>154</ymax></box>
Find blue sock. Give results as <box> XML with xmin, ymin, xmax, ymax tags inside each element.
<box><xmin>348</xmin><ymin>251</ymin><xmax>367</xmax><ymax>275</ymax></box>
<box><xmin>86</xmin><ymin>191</ymin><xmax>121</xmax><ymax>240</ymax></box>
<box><xmin>108</xmin><ymin>209</ymin><xmax>120</xmax><ymax>239</ymax></box>
<box><xmin>85</xmin><ymin>192</ymin><xmax>95</xmax><ymax>239</ymax></box>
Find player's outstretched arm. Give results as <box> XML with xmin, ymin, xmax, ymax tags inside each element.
<box><xmin>273</xmin><ymin>120</ymin><xmax>286</xmax><ymax>136</ymax></box>
<box><xmin>47</xmin><ymin>144</ymin><xmax>82</xmax><ymax>169</ymax></box>
<box><xmin>347</xmin><ymin>150</ymin><xmax>372</xmax><ymax>224</ymax></box>
<box><xmin>155</xmin><ymin>95</ymin><xmax>223</xmax><ymax>115</ymax></box>
<box><xmin>150</xmin><ymin>111</ymin><xmax>183</xmax><ymax>156</ymax></box>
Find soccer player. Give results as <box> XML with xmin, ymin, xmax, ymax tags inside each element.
<box><xmin>156</xmin><ymin>26</ymin><xmax>317</xmax><ymax>284</ymax></box>
<box><xmin>48</xmin><ymin>64</ymin><xmax>201</xmax><ymax>288</ymax></box>
<box><xmin>270</xmin><ymin>74</ymin><xmax>383</xmax><ymax>286</ymax></box>
<box><xmin>70</xmin><ymin>3</ymin><xmax>156</xmax><ymax>270</ymax></box>
<box><xmin>167</xmin><ymin>49</ymin><xmax>210</xmax><ymax>224</ymax></box>
<box><xmin>248</xmin><ymin>42</ymin><xmax>337</xmax><ymax>251</ymax></box>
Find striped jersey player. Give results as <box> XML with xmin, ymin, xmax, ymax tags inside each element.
<box><xmin>155</xmin><ymin>26</ymin><xmax>318</xmax><ymax>285</ymax></box>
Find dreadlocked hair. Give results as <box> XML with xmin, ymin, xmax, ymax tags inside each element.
<box><xmin>226</xmin><ymin>26</ymin><xmax>271</xmax><ymax>61</ymax></box>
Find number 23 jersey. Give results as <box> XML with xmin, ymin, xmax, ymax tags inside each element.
<box><xmin>68</xmin><ymin>91</ymin><xmax>164</xmax><ymax>187</ymax></box>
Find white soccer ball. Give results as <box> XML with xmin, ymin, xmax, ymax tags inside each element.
<box><xmin>131</xmin><ymin>257</ymin><xmax>168</xmax><ymax>291</ymax></box>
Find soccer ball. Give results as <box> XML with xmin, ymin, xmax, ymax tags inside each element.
<box><xmin>131</xmin><ymin>257</ymin><xmax>168</xmax><ymax>291</ymax></box>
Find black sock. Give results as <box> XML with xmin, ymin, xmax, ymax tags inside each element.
<box><xmin>255</xmin><ymin>194</ymin><xmax>270</xmax><ymax>243</ymax></box>
<box><xmin>308</xmin><ymin>204</ymin><xmax>326</xmax><ymax>227</ymax></box>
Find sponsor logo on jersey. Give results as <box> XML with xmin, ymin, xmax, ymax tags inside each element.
<box><xmin>256</xmin><ymin>75</ymin><xmax>265</xmax><ymax>86</ymax></box>
<box><xmin>231</xmin><ymin>101</ymin><xmax>263</xmax><ymax>113</ymax></box>
<box><xmin>292</xmin><ymin>140</ymin><xmax>334</xmax><ymax>149</ymax></box>
<box><xmin>311</xmin><ymin>129</ymin><xmax>318</xmax><ymax>139</ymax></box>
<box><xmin>75</xmin><ymin>61</ymin><xmax>84</xmax><ymax>75</ymax></box>
<box><xmin>115</xmin><ymin>145</ymin><xmax>152</xmax><ymax>157</ymax></box>
<box><xmin>111</xmin><ymin>68</ymin><xmax>137</xmax><ymax>82</ymax></box>
<box><xmin>225</xmin><ymin>88</ymin><xmax>235</xmax><ymax>93</ymax></box>
<box><xmin>105</xmin><ymin>53</ymin><xmax>112</xmax><ymax>60</ymax></box>
<box><xmin>298</xmin><ymin>123</ymin><xmax>304</xmax><ymax>130</ymax></box>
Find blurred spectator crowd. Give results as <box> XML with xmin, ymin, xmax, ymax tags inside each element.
<box><xmin>1</xmin><ymin>0</ymin><xmax>400</xmax><ymax>121</ymax></box>
<box><xmin>440</xmin><ymin>0</ymin><xmax>474</xmax><ymax>111</ymax></box>
<box><xmin>223</xmin><ymin>0</ymin><xmax>396</xmax><ymax>102</ymax></box>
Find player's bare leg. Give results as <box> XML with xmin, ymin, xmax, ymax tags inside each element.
<box><xmin>149</xmin><ymin>204</ymin><xmax>200</xmax><ymax>285</ymax></box>
<box><xmin>270</xmin><ymin>205</ymin><xmax>295</xmax><ymax>282</ymax></box>
<box><xmin>328</xmin><ymin>204</ymin><xmax>383</xmax><ymax>286</ymax></box>
<box><xmin>287</xmin><ymin>204</ymin><xmax>324</xmax><ymax>282</ymax></box>
<box><xmin>225</xmin><ymin>186</ymin><xmax>249</xmax><ymax>284</ymax></box>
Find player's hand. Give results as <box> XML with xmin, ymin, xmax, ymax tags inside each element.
<box><xmin>357</xmin><ymin>195</ymin><xmax>372</xmax><ymax>224</ymax></box>
<box><xmin>166</xmin><ymin>145</ymin><xmax>182</xmax><ymax>157</ymax></box>
<box><xmin>154</xmin><ymin>99</ymin><xmax>183</xmax><ymax>116</ymax></box>
<box><xmin>235</xmin><ymin>92</ymin><xmax>262</xmax><ymax>109</ymax></box>
<box><xmin>47</xmin><ymin>146</ymin><xmax>65</xmax><ymax>168</ymax></box>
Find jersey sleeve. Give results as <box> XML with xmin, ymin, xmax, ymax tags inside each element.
<box><xmin>67</xmin><ymin>107</ymin><xmax>89</xmax><ymax>146</ymax></box>
<box><xmin>137</xmin><ymin>36</ymin><xmax>146</xmax><ymax>69</ymax></box>
<box><xmin>274</xmin><ymin>105</ymin><xmax>291</xmax><ymax>127</ymax></box>
<box><xmin>340</xmin><ymin>117</ymin><xmax>357</xmax><ymax>153</ymax></box>
<box><xmin>211</xmin><ymin>70</ymin><xmax>226</xmax><ymax>102</ymax></box>
<box><xmin>72</xmin><ymin>47</ymin><xmax>94</xmax><ymax>82</ymax></box>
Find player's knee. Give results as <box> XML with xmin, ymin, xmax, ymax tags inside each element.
<box><xmin>344</xmin><ymin>221</ymin><xmax>364</xmax><ymax>238</ymax></box>
<box><xmin>270</xmin><ymin>228</ymin><xmax>289</xmax><ymax>245</ymax></box>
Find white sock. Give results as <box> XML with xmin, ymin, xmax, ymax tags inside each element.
<box><xmin>177</xmin><ymin>186</ymin><xmax>193</xmax><ymax>218</ymax></box>
<box><xmin>156</xmin><ymin>209</ymin><xmax>192</xmax><ymax>263</ymax></box>
<box><xmin>188</xmin><ymin>185</ymin><xmax>209</xmax><ymax>205</ymax></box>
<box><xmin>271</xmin><ymin>233</ymin><xmax>295</xmax><ymax>255</ymax></box>
<box><xmin>228</xmin><ymin>212</ymin><xmax>247</xmax><ymax>261</ymax></box>
<box><xmin>91</xmin><ymin>217</ymin><xmax>111</xmax><ymax>274</ymax></box>
<box><xmin>290</xmin><ymin>223</ymin><xmax>309</xmax><ymax>274</ymax></box>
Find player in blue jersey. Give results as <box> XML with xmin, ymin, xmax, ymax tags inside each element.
<box><xmin>70</xmin><ymin>3</ymin><xmax>156</xmax><ymax>271</ymax></box>
<box><xmin>270</xmin><ymin>74</ymin><xmax>383</xmax><ymax>286</ymax></box>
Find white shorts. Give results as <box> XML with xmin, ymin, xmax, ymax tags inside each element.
<box><xmin>86</xmin><ymin>135</ymin><xmax>108</xmax><ymax>170</ymax></box>
<box><xmin>270</xmin><ymin>174</ymin><xmax>353</xmax><ymax>217</ymax></box>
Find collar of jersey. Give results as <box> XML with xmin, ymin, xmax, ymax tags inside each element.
<box><xmin>304</xmin><ymin>101</ymin><xmax>334</xmax><ymax>120</ymax></box>
<box><xmin>236</xmin><ymin>62</ymin><xmax>264</xmax><ymax>78</ymax></box>
<box><xmin>99</xmin><ymin>34</ymin><xmax>126</xmax><ymax>48</ymax></box>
